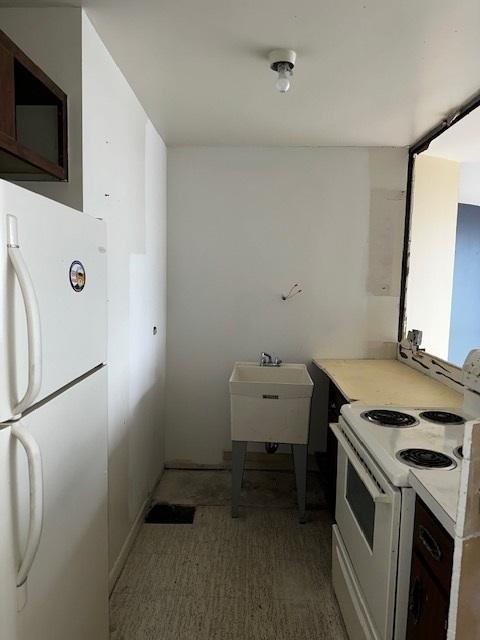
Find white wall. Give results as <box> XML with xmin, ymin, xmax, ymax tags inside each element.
<box><xmin>81</xmin><ymin>13</ymin><xmax>167</xmax><ymax>577</ymax></box>
<box><xmin>406</xmin><ymin>154</ymin><xmax>459</xmax><ymax>359</ymax></box>
<box><xmin>0</xmin><ymin>8</ymin><xmax>83</xmax><ymax>211</ymax></box>
<box><xmin>166</xmin><ymin>147</ymin><xmax>407</xmax><ymax>464</ymax></box>
<box><xmin>459</xmin><ymin>162</ymin><xmax>480</xmax><ymax>207</ymax></box>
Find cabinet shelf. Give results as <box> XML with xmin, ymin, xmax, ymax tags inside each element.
<box><xmin>0</xmin><ymin>28</ymin><xmax>68</xmax><ymax>181</ymax></box>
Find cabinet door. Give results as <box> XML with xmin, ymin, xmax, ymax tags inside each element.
<box><xmin>0</xmin><ymin>42</ymin><xmax>15</xmax><ymax>138</ymax></box>
<box><xmin>406</xmin><ymin>552</ymin><xmax>449</xmax><ymax>640</ymax></box>
<box><xmin>0</xmin><ymin>29</ymin><xmax>68</xmax><ymax>180</ymax></box>
<box><xmin>412</xmin><ymin>499</ymin><xmax>454</xmax><ymax>594</ymax></box>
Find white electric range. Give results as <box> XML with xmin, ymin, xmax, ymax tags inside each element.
<box><xmin>330</xmin><ymin>349</ymin><xmax>480</xmax><ymax>640</ymax></box>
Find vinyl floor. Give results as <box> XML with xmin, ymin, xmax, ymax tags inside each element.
<box><xmin>110</xmin><ymin>469</ymin><xmax>348</xmax><ymax>640</ymax></box>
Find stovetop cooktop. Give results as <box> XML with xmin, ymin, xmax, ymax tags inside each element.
<box><xmin>340</xmin><ymin>403</ymin><xmax>468</xmax><ymax>486</ymax></box>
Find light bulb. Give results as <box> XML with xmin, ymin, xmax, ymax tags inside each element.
<box><xmin>269</xmin><ymin>51</ymin><xmax>296</xmax><ymax>94</ymax></box>
<box><xmin>275</xmin><ymin>62</ymin><xmax>291</xmax><ymax>93</ymax></box>
<box><xmin>276</xmin><ymin>70</ymin><xmax>290</xmax><ymax>93</ymax></box>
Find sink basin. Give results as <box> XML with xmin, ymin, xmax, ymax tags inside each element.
<box><xmin>229</xmin><ymin>362</ymin><xmax>313</xmax><ymax>397</ymax></box>
<box><xmin>229</xmin><ymin>362</ymin><xmax>313</xmax><ymax>444</ymax></box>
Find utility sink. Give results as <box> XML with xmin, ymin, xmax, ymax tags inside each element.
<box><xmin>229</xmin><ymin>362</ymin><xmax>313</xmax><ymax>444</ymax></box>
<box><xmin>229</xmin><ymin>362</ymin><xmax>313</xmax><ymax>397</ymax></box>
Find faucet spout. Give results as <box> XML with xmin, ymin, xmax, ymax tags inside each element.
<box><xmin>259</xmin><ymin>352</ymin><xmax>282</xmax><ymax>367</ymax></box>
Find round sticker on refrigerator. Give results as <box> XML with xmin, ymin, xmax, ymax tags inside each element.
<box><xmin>69</xmin><ymin>260</ymin><xmax>86</xmax><ymax>292</ymax></box>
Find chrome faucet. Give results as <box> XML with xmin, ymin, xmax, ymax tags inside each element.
<box><xmin>259</xmin><ymin>352</ymin><xmax>282</xmax><ymax>367</ymax></box>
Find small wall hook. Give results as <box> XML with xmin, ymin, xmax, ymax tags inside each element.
<box><xmin>282</xmin><ymin>283</ymin><xmax>303</xmax><ymax>301</ymax></box>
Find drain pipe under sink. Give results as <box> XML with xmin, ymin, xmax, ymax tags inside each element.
<box><xmin>265</xmin><ymin>442</ymin><xmax>279</xmax><ymax>454</ymax></box>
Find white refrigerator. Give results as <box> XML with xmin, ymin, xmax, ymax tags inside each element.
<box><xmin>0</xmin><ymin>180</ymin><xmax>109</xmax><ymax>639</ymax></box>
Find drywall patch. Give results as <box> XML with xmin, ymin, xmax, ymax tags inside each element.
<box><xmin>367</xmin><ymin>188</ymin><xmax>406</xmax><ymax>297</ymax></box>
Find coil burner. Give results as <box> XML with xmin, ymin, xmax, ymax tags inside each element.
<box><xmin>419</xmin><ymin>411</ymin><xmax>464</xmax><ymax>425</ymax></box>
<box><xmin>395</xmin><ymin>448</ymin><xmax>457</xmax><ymax>470</ymax></box>
<box><xmin>454</xmin><ymin>445</ymin><xmax>464</xmax><ymax>460</ymax></box>
<box><xmin>361</xmin><ymin>409</ymin><xmax>418</xmax><ymax>428</ymax></box>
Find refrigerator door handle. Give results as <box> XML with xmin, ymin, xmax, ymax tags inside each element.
<box><xmin>11</xmin><ymin>422</ymin><xmax>44</xmax><ymax>589</ymax></box>
<box><xmin>7</xmin><ymin>215</ymin><xmax>42</xmax><ymax>416</ymax></box>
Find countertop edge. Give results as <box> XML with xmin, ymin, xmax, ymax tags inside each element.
<box><xmin>312</xmin><ymin>359</ymin><xmax>357</xmax><ymax>402</ymax></box>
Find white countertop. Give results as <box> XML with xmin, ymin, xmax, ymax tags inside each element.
<box><xmin>409</xmin><ymin>466</ymin><xmax>461</xmax><ymax>537</ymax></box>
<box><xmin>314</xmin><ymin>358</ymin><xmax>463</xmax><ymax>407</ymax></box>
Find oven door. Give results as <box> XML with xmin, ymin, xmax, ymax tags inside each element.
<box><xmin>332</xmin><ymin>418</ymin><xmax>401</xmax><ymax>640</ymax></box>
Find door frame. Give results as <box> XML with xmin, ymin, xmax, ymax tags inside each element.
<box><xmin>397</xmin><ymin>89</ymin><xmax>480</xmax><ymax>343</ymax></box>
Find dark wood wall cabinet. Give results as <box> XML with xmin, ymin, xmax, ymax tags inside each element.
<box><xmin>0</xmin><ymin>28</ymin><xmax>68</xmax><ymax>181</ymax></box>
<box><xmin>406</xmin><ymin>498</ymin><xmax>454</xmax><ymax>640</ymax></box>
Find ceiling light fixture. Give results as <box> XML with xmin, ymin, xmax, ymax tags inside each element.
<box><xmin>268</xmin><ymin>49</ymin><xmax>296</xmax><ymax>93</ymax></box>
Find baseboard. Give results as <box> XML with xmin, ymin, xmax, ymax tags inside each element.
<box><xmin>165</xmin><ymin>452</ymin><xmax>318</xmax><ymax>472</ymax></box>
<box><xmin>224</xmin><ymin>450</ymin><xmax>294</xmax><ymax>470</ymax></box>
<box><xmin>165</xmin><ymin>459</ymin><xmax>227</xmax><ymax>470</ymax></box>
<box><xmin>108</xmin><ymin>467</ymin><xmax>164</xmax><ymax>594</ymax></box>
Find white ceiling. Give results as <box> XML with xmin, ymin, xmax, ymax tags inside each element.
<box><xmin>459</xmin><ymin>163</ymin><xmax>480</xmax><ymax>206</ymax></box>
<box><xmin>426</xmin><ymin>107</ymin><xmax>480</xmax><ymax>162</ymax></box>
<box><xmin>6</xmin><ymin>0</ymin><xmax>480</xmax><ymax>146</ymax></box>
<box><xmin>422</xmin><ymin>108</ymin><xmax>480</xmax><ymax>206</ymax></box>
<box><xmin>424</xmin><ymin>108</ymin><xmax>480</xmax><ymax>206</ymax></box>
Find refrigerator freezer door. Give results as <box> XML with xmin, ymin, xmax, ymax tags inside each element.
<box><xmin>11</xmin><ymin>367</ymin><xmax>108</xmax><ymax>640</ymax></box>
<box><xmin>0</xmin><ymin>180</ymin><xmax>106</xmax><ymax>423</ymax></box>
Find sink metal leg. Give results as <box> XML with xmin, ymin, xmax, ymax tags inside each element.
<box><xmin>292</xmin><ymin>444</ymin><xmax>308</xmax><ymax>524</ymax></box>
<box><xmin>231</xmin><ymin>440</ymin><xmax>247</xmax><ymax>518</ymax></box>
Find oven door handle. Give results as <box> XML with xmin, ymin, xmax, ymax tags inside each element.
<box><xmin>331</xmin><ymin>423</ymin><xmax>392</xmax><ymax>504</ymax></box>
